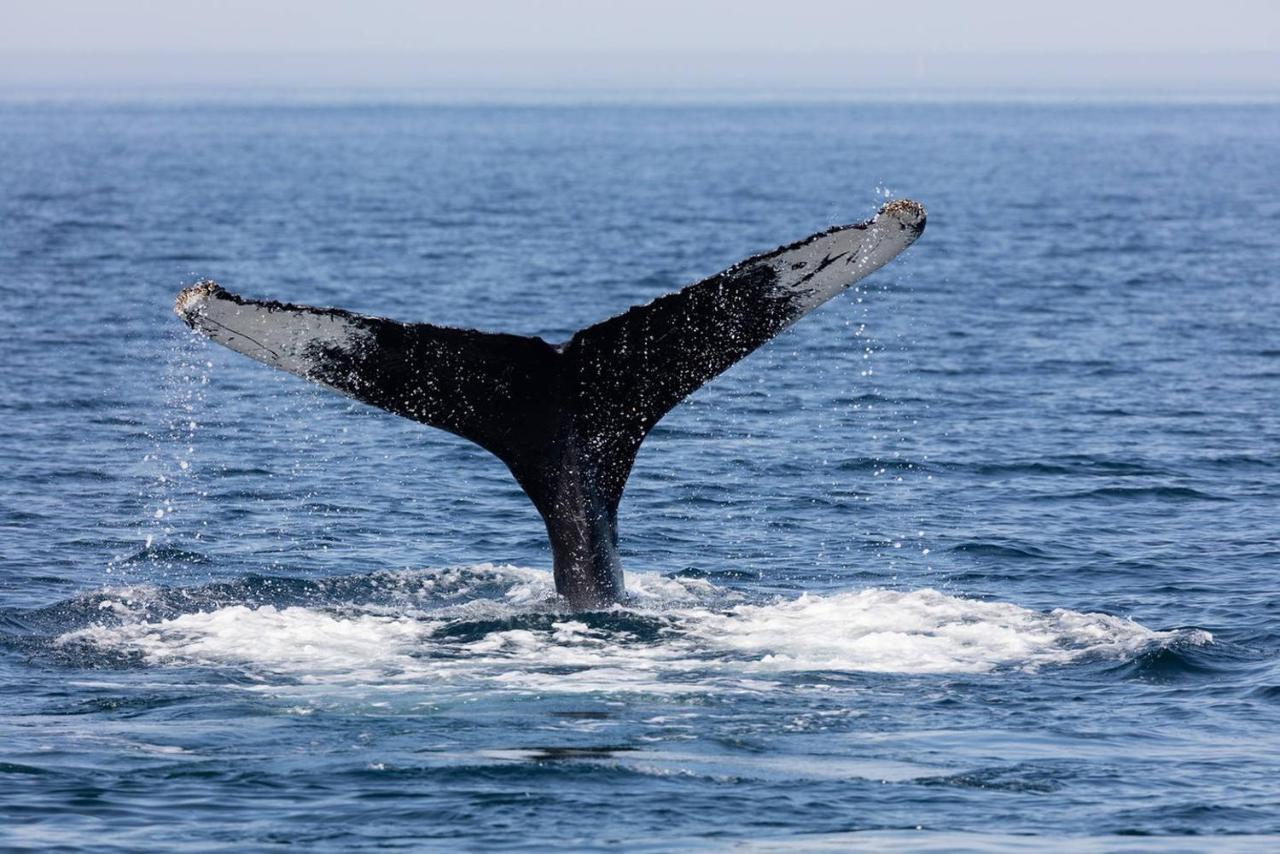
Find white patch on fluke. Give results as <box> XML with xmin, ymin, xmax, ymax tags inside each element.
<box><xmin>56</xmin><ymin>566</ymin><xmax>1208</xmax><ymax>703</ymax></box>
<box><xmin>766</xmin><ymin>199</ymin><xmax>926</xmax><ymax>314</ymax></box>
<box><xmin>174</xmin><ymin>282</ymin><xmax>375</xmax><ymax>385</ymax></box>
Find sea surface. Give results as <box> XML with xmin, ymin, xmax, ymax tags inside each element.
<box><xmin>1</xmin><ymin>100</ymin><xmax>1278</xmax><ymax>851</ymax></box>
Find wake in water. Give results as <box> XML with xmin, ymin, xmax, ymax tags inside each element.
<box><xmin>21</xmin><ymin>566</ymin><xmax>1210</xmax><ymax>703</ymax></box>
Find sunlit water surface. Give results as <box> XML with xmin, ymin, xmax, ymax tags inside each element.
<box><xmin>2</xmin><ymin>102</ymin><xmax>1279</xmax><ymax>850</ymax></box>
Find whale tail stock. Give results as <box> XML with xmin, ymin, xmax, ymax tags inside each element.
<box><xmin>174</xmin><ymin>200</ymin><xmax>926</xmax><ymax>607</ymax></box>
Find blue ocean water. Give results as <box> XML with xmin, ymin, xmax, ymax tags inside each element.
<box><xmin>1</xmin><ymin>101</ymin><xmax>1278</xmax><ymax>850</ymax></box>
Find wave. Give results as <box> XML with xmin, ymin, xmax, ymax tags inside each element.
<box><xmin>1036</xmin><ymin>485</ymin><xmax>1229</xmax><ymax>502</ymax></box>
<box><xmin>947</xmin><ymin>540</ymin><xmax>1054</xmax><ymax>560</ymax></box>
<box><xmin>963</xmin><ymin>458</ymin><xmax>1169</xmax><ymax>478</ymax></box>
<box><xmin>113</xmin><ymin>545</ymin><xmax>213</xmax><ymax>568</ymax></box>
<box><xmin>1102</xmin><ymin>642</ymin><xmax>1224</xmax><ymax>682</ymax></box>
<box><xmin>10</xmin><ymin>566</ymin><xmax>1209</xmax><ymax>702</ymax></box>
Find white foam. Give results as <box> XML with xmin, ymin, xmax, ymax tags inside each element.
<box><xmin>65</xmin><ymin>605</ymin><xmax>432</xmax><ymax>678</ymax></box>
<box><xmin>56</xmin><ymin>566</ymin><xmax>1208</xmax><ymax>701</ymax></box>
<box><xmin>691</xmin><ymin>588</ymin><xmax>1191</xmax><ymax>674</ymax></box>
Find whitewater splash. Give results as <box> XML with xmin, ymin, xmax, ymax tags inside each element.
<box><xmin>53</xmin><ymin>566</ymin><xmax>1208</xmax><ymax>699</ymax></box>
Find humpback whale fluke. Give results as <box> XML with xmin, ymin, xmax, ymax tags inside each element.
<box><xmin>175</xmin><ymin>200</ymin><xmax>926</xmax><ymax>608</ymax></box>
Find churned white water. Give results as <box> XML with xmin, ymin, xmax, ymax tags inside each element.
<box><xmin>54</xmin><ymin>566</ymin><xmax>1207</xmax><ymax>700</ymax></box>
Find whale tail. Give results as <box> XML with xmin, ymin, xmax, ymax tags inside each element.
<box><xmin>175</xmin><ymin>200</ymin><xmax>926</xmax><ymax>607</ymax></box>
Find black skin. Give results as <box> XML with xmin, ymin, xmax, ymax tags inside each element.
<box><xmin>277</xmin><ymin>260</ymin><xmax>796</xmax><ymax>608</ymax></box>
<box><xmin>179</xmin><ymin>209</ymin><xmax>925</xmax><ymax>608</ymax></box>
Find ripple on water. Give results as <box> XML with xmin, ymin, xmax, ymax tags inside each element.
<box><xmin>4</xmin><ymin>566</ymin><xmax>1208</xmax><ymax>706</ymax></box>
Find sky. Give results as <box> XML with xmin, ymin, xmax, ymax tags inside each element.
<box><xmin>1</xmin><ymin>0</ymin><xmax>1277</xmax><ymax>97</ymax></box>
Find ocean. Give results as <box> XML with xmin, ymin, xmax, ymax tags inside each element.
<box><xmin>1</xmin><ymin>100</ymin><xmax>1278</xmax><ymax>850</ymax></box>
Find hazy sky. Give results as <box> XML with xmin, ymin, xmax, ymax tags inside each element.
<box><xmin>2</xmin><ymin>0</ymin><xmax>1277</xmax><ymax>95</ymax></box>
